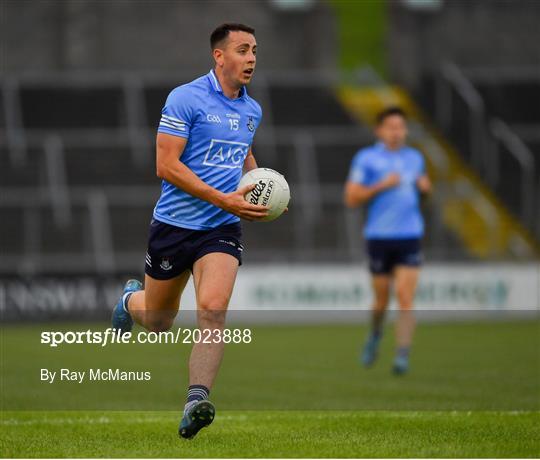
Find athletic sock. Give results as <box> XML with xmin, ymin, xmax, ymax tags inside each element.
<box><xmin>187</xmin><ymin>384</ymin><xmax>209</xmax><ymax>402</ymax></box>
<box><xmin>371</xmin><ymin>330</ymin><xmax>382</xmax><ymax>341</ymax></box>
<box><xmin>184</xmin><ymin>385</ymin><xmax>210</xmax><ymax>414</ymax></box>
<box><xmin>122</xmin><ymin>292</ymin><xmax>133</xmax><ymax>313</ymax></box>
<box><xmin>371</xmin><ymin>309</ymin><xmax>385</xmax><ymax>339</ymax></box>
<box><xmin>397</xmin><ymin>346</ymin><xmax>410</xmax><ymax>359</ymax></box>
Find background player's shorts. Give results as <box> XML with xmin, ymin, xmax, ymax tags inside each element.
<box><xmin>366</xmin><ymin>238</ymin><xmax>422</xmax><ymax>275</ymax></box>
<box><xmin>145</xmin><ymin>219</ymin><xmax>243</xmax><ymax>280</ymax></box>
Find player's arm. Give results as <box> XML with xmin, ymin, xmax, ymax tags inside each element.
<box><xmin>416</xmin><ymin>174</ymin><xmax>432</xmax><ymax>194</ymax></box>
<box><xmin>344</xmin><ymin>173</ymin><xmax>400</xmax><ymax>208</ymax></box>
<box><xmin>156</xmin><ymin>133</ymin><xmax>268</xmax><ymax>220</ymax></box>
<box><xmin>243</xmin><ymin>148</ymin><xmax>258</xmax><ymax>173</ymax></box>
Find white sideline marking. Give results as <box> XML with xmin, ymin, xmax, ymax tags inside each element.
<box><xmin>1</xmin><ymin>414</ymin><xmax>250</xmax><ymax>426</ymax></box>
<box><xmin>2</xmin><ymin>411</ymin><xmax>532</xmax><ymax>426</ymax></box>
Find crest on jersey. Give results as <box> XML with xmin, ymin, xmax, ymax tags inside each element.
<box><xmin>247</xmin><ymin>116</ymin><xmax>255</xmax><ymax>132</ymax></box>
<box><xmin>160</xmin><ymin>257</ymin><xmax>172</xmax><ymax>271</ymax></box>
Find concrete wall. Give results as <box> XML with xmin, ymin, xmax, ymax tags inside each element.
<box><xmin>1</xmin><ymin>0</ymin><xmax>337</xmax><ymax>74</ymax></box>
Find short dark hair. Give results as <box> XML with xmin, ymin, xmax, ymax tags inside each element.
<box><xmin>210</xmin><ymin>23</ymin><xmax>255</xmax><ymax>49</ymax></box>
<box><xmin>376</xmin><ymin>106</ymin><xmax>407</xmax><ymax>125</ymax></box>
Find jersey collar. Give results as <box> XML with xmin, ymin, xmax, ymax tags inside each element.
<box><xmin>207</xmin><ymin>69</ymin><xmax>247</xmax><ymax>99</ymax></box>
<box><xmin>377</xmin><ymin>141</ymin><xmax>405</xmax><ymax>154</ymax></box>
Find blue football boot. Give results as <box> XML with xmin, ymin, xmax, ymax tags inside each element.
<box><xmin>179</xmin><ymin>400</ymin><xmax>215</xmax><ymax>439</ymax></box>
<box><xmin>111</xmin><ymin>279</ymin><xmax>142</xmax><ymax>334</ymax></box>
<box><xmin>392</xmin><ymin>354</ymin><xmax>410</xmax><ymax>375</ymax></box>
<box><xmin>361</xmin><ymin>333</ymin><xmax>381</xmax><ymax>367</ymax></box>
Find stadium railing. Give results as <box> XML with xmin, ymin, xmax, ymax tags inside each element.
<box><xmin>435</xmin><ymin>62</ymin><xmax>539</xmax><ymax>237</ymax></box>
<box><xmin>0</xmin><ymin>71</ymin><xmax>481</xmax><ymax>275</ymax></box>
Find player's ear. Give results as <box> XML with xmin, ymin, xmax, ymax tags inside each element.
<box><xmin>213</xmin><ymin>48</ymin><xmax>225</xmax><ymax>67</ymax></box>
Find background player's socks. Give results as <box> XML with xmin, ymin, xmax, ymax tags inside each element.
<box><xmin>184</xmin><ymin>384</ymin><xmax>210</xmax><ymax>414</ymax></box>
<box><xmin>393</xmin><ymin>346</ymin><xmax>410</xmax><ymax>375</ymax></box>
<box><xmin>361</xmin><ymin>332</ymin><xmax>382</xmax><ymax>367</ymax></box>
<box><xmin>397</xmin><ymin>346</ymin><xmax>410</xmax><ymax>358</ymax></box>
<box><xmin>371</xmin><ymin>309</ymin><xmax>385</xmax><ymax>337</ymax></box>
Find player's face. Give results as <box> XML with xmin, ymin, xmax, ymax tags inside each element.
<box><xmin>217</xmin><ymin>31</ymin><xmax>257</xmax><ymax>87</ymax></box>
<box><xmin>376</xmin><ymin>115</ymin><xmax>408</xmax><ymax>149</ymax></box>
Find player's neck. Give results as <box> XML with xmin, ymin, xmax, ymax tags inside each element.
<box><xmin>214</xmin><ymin>67</ymin><xmax>242</xmax><ymax>99</ymax></box>
<box><xmin>383</xmin><ymin>142</ymin><xmax>403</xmax><ymax>152</ymax></box>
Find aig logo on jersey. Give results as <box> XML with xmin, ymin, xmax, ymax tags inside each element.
<box><xmin>203</xmin><ymin>139</ymin><xmax>249</xmax><ymax>169</ymax></box>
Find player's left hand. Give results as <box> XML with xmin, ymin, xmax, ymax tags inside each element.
<box><xmin>416</xmin><ymin>175</ymin><xmax>432</xmax><ymax>194</ymax></box>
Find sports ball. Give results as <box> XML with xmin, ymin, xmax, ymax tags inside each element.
<box><xmin>238</xmin><ymin>168</ymin><xmax>290</xmax><ymax>221</ymax></box>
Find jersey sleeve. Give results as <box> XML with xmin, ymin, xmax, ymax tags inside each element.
<box><xmin>348</xmin><ymin>150</ymin><xmax>370</xmax><ymax>185</ymax></box>
<box><xmin>418</xmin><ymin>152</ymin><xmax>426</xmax><ymax>175</ymax></box>
<box><xmin>248</xmin><ymin>99</ymin><xmax>263</xmax><ymax>136</ymax></box>
<box><xmin>414</xmin><ymin>149</ymin><xmax>426</xmax><ymax>177</ymax></box>
<box><xmin>255</xmin><ymin>101</ymin><xmax>263</xmax><ymax>129</ymax></box>
<box><xmin>157</xmin><ymin>87</ymin><xmax>194</xmax><ymax>138</ymax></box>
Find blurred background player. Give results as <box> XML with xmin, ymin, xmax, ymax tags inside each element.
<box><xmin>344</xmin><ymin>107</ymin><xmax>431</xmax><ymax>375</ymax></box>
<box><xmin>111</xmin><ymin>23</ymin><xmax>267</xmax><ymax>438</ymax></box>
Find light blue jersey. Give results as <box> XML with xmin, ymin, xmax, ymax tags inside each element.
<box><xmin>154</xmin><ymin>70</ymin><xmax>262</xmax><ymax>230</ymax></box>
<box><xmin>348</xmin><ymin>142</ymin><xmax>426</xmax><ymax>239</ymax></box>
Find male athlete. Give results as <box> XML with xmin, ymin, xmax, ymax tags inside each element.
<box><xmin>344</xmin><ymin>107</ymin><xmax>431</xmax><ymax>375</ymax></box>
<box><xmin>112</xmin><ymin>23</ymin><xmax>267</xmax><ymax>438</ymax></box>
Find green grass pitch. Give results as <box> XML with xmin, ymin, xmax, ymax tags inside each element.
<box><xmin>1</xmin><ymin>319</ymin><xmax>539</xmax><ymax>457</ymax></box>
<box><xmin>3</xmin><ymin>411</ymin><xmax>538</xmax><ymax>458</ymax></box>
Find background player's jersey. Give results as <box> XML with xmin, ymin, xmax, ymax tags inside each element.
<box><xmin>348</xmin><ymin>142</ymin><xmax>426</xmax><ymax>239</ymax></box>
<box><xmin>154</xmin><ymin>70</ymin><xmax>262</xmax><ymax>230</ymax></box>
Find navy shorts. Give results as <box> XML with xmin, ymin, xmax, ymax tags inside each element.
<box><xmin>366</xmin><ymin>238</ymin><xmax>423</xmax><ymax>275</ymax></box>
<box><xmin>145</xmin><ymin>219</ymin><xmax>243</xmax><ymax>280</ymax></box>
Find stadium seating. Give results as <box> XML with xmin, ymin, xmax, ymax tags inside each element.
<box><xmin>0</xmin><ymin>74</ymin><xmax>469</xmax><ymax>275</ymax></box>
<box><xmin>21</xmin><ymin>86</ymin><xmax>125</xmax><ymax>130</ymax></box>
<box><xmin>63</xmin><ymin>146</ymin><xmax>155</xmax><ymax>186</ymax></box>
<box><xmin>0</xmin><ymin>147</ymin><xmax>43</xmax><ymax>187</ymax></box>
<box><xmin>476</xmin><ymin>81</ymin><xmax>540</xmax><ymax>126</ymax></box>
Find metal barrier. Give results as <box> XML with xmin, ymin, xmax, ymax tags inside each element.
<box><xmin>0</xmin><ymin>183</ymin><xmax>466</xmax><ymax>274</ymax></box>
<box><xmin>44</xmin><ymin>135</ymin><xmax>72</xmax><ymax>228</ymax></box>
<box><xmin>437</xmin><ymin>62</ymin><xmax>487</xmax><ymax>174</ymax></box>
<box><xmin>490</xmin><ymin>119</ymin><xmax>536</xmax><ymax>230</ymax></box>
<box><xmin>2</xmin><ymin>77</ymin><xmax>27</xmax><ymax>166</ymax></box>
<box><xmin>2</xmin><ymin>69</ymin><xmax>531</xmax><ymax>275</ymax></box>
<box><xmin>436</xmin><ymin>61</ymin><xmax>538</xmax><ymax>237</ymax></box>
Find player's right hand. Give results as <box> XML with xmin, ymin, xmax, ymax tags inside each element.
<box><xmin>380</xmin><ymin>173</ymin><xmax>400</xmax><ymax>190</ymax></box>
<box><xmin>219</xmin><ymin>184</ymin><xmax>269</xmax><ymax>221</ymax></box>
